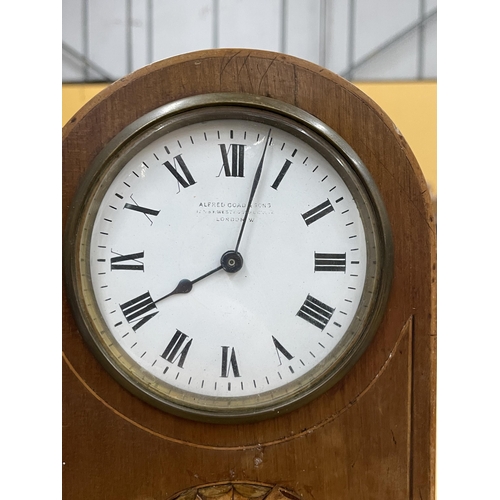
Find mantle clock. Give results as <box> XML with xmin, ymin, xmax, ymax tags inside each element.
<box><xmin>62</xmin><ymin>49</ymin><xmax>436</xmax><ymax>499</ymax></box>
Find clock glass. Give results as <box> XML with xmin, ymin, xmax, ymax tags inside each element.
<box><xmin>65</xmin><ymin>93</ymin><xmax>392</xmax><ymax>422</ymax></box>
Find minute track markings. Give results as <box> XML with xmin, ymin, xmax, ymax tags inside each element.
<box><xmin>80</xmin><ymin>109</ymin><xmax>386</xmax><ymax>416</ymax></box>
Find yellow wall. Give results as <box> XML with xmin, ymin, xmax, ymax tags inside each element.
<box><xmin>62</xmin><ymin>84</ymin><xmax>108</xmax><ymax>126</ymax></box>
<box><xmin>62</xmin><ymin>81</ymin><xmax>436</xmax><ymax>194</ymax></box>
<box><xmin>356</xmin><ymin>81</ymin><xmax>436</xmax><ymax>195</ymax></box>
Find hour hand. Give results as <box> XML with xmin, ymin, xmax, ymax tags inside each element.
<box><xmin>154</xmin><ymin>250</ymin><xmax>244</xmax><ymax>304</ymax></box>
<box><xmin>162</xmin><ymin>278</ymin><xmax>195</xmax><ymax>296</ymax></box>
<box><xmin>154</xmin><ymin>266</ymin><xmax>223</xmax><ymax>304</ymax></box>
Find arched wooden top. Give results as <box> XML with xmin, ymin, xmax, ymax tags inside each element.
<box><xmin>63</xmin><ymin>49</ymin><xmax>435</xmax><ymax>500</ymax></box>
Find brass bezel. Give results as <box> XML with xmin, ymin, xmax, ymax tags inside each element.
<box><xmin>64</xmin><ymin>93</ymin><xmax>393</xmax><ymax>423</ymax></box>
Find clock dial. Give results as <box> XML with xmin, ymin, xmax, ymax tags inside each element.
<box><xmin>65</xmin><ymin>94</ymin><xmax>392</xmax><ymax>422</ymax></box>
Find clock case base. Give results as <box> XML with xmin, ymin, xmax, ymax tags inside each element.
<box><xmin>63</xmin><ymin>49</ymin><xmax>436</xmax><ymax>500</ymax></box>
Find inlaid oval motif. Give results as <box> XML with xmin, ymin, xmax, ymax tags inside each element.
<box><xmin>168</xmin><ymin>482</ymin><xmax>301</xmax><ymax>500</ymax></box>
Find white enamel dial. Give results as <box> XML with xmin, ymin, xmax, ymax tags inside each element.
<box><xmin>66</xmin><ymin>95</ymin><xmax>392</xmax><ymax>422</ymax></box>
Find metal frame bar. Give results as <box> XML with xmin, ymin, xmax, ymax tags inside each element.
<box><xmin>212</xmin><ymin>0</ymin><xmax>219</xmax><ymax>48</ymax></box>
<box><xmin>63</xmin><ymin>2</ymin><xmax>437</xmax><ymax>83</ymax></box>
<box><xmin>417</xmin><ymin>0</ymin><xmax>426</xmax><ymax>79</ymax></box>
<box><xmin>62</xmin><ymin>41</ymin><xmax>116</xmax><ymax>82</ymax></box>
<box><xmin>345</xmin><ymin>0</ymin><xmax>357</xmax><ymax>81</ymax></box>
<box><xmin>147</xmin><ymin>0</ymin><xmax>154</xmax><ymax>64</ymax></box>
<box><xmin>82</xmin><ymin>0</ymin><xmax>89</xmax><ymax>81</ymax></box>
<box><xmin>319</xmin><ymin>0</ymin><xmax>327</xmax><ymax>66</ymax></box>
<box><xmin>280</xmin><ymin>0</ymin><xmax>287</xmax><ymax>53</ymax></box>
<box><xmin>341</xmin><ymin>7</ymin><xmax>437</xmax><ymax>80</ymax></box>
<box><xmin>126</xmin><ymin>0</ymin><xmax>133</xmax><ymax>74</ymax></box>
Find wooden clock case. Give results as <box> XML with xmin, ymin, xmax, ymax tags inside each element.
<box><xmin>62</xmin><ymin>49</ymin><xmax>436</xmax><ymax>499</ymax></box>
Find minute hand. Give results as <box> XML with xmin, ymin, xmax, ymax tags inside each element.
<box><xmin>234</xmin><ymin>128</ymin><xmax>272</xmax><ymax>252</ymax></box>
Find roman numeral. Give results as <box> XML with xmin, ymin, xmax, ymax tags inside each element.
<box><xmin>272</xmin><ymin>336</ymin><xmax>294</xmax><ymax>365</ymax></box>
<box><xmin>271</xmin><ymin>159</ymin><xmax>292</xmax><ymax>190</ymax></box>
<box><xmin>301</xmin><ymin>199</ymin><xmax>334</xmax><ymax>226</ymax></box>
<box><xmin>314</xmin><ymin>252</ymin><xmax>346</xmax><ymax>272</ymax></box>
<box><xmin>119</xmin><ymin>291</ymin><xmax>158</xmax><ymax>331</ymax></box>
<box><xmin>123</xmin><ymin>195</ymin><xmax>160</xmax><ymax>225</ymax></box>
<box><xmin>220</xmin><ymin>346</ymin><xmax>241</xmax><ymax>377</ymax></box>
<box><xmin>219</xmin><ymin>144</ymin><xmax>245</xmax><ymax>177</ymax></box>
<box><xmin>110</xmin><ymin>250</ymin><xmax>144</xmax><ymax>271</ymax></box>
<box><xmin>161</xmin><ymin>330</ymin><xmax>192</xmax><ymax>368</ymax></box>
<box><xmin>123</xmin><ymin>203</ymin><xmax>160</xmax><ymax>216</ymax></box>
<box><xmin>163</xmin><ymin>154</ymin><xmax>196</xmax><ymax>189</ymax></box>
<box><xmin>297</xmin><ymin>294</ymin><xmax>335</xmax><ymax>330</ymax></box>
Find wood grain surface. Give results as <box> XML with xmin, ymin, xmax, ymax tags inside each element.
<box><xmin>62</xmin><ymin>49</ymin><xmax>436</xmax><ymax>499</ymax></box>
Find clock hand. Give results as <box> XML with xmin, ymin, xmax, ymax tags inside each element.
<box><xmin>154</xmin><ymin>250</ymin><xmax>244</xmax><ymax>304</ymax></box>
<box><xmin>156</xmin><ymin>130</ymin><xmax>271</xmax><ymax>305</ymax></box>
<box><xmin>234</xmin><ymin>128</ymin><xmax>272</xmax><ymax>253</ymax></box>
<box><xmin>154</xmin><ymin>265</ymin><xmax>223</xmax><ymax>304</ymax></box>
